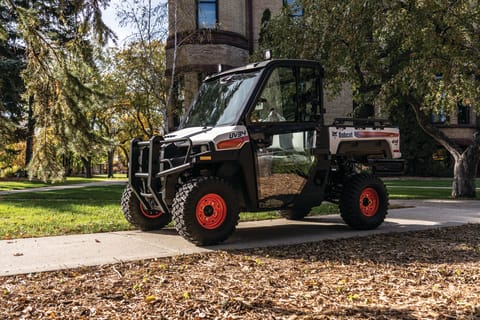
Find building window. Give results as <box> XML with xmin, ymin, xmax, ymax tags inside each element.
<box><xmin>431</xmin><ymin>108</ymin><xmax>447</xmax><ymax>124</ymax></box>
<box><xmin>197</xmin><ymin>0</ymin><xmax>217</xmax><ymax>29</ymax></box>
<box><xmin>283</xmin><ymin>0</ymin><xmax>303</xmax><ymax>17</ymax></box>
<box><xmin>457</xmin><ymin>102</ymin><xmax>471</xmax><ymax>125</ymax></box>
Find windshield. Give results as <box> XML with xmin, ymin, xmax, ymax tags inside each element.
<box><xmin>181</xmin><ymin>70</ymin><xmax>261</xmax><ymax>128</ymax></box>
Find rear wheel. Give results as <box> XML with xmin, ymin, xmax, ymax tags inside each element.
<box><xmin>172</xmin><ymin>177</ymin><xmax>239</xmax><ymax>246</ymax></box>
<box><xmin>121</xmin><ymin>185</ymin><xmax>172</xmax><ymax>231</ymax></box>
<box><xmin>339</xmin><ymin>173</ymin><xmax>388</xmax><ymax>230</ymax></box>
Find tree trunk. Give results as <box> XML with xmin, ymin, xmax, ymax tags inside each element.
<box><xmin>80</xmin><ymin>156</ymin><xmax>93</xmax><ymax>178</ymax></box>
<box><xmin>25</xmin><ymin>95</ymin><xmax>35</xmax><ymax>167</ymax></box>
<box><xmin>408</xmin><ymin>98</ymin><xmax>480</xmax><ymax>198</ymax></box>
<box><xmin>63</xmin><ymin>154</ymin><xmax>72</xmax><ymax>177</ymax></box>
<box><xmin>451</xmin><ymin>133</ymin><xmax>480</xmax><ymax>198</ymax></box>
<box><xmin>107</xmin><ymin>149</ymin><xmax>115</xmax><ymax>178</ymax></box>
<box><xmin>165</xmin><ymin>0</ymin><xmax>178</xmax><ymax>133</ymax></box>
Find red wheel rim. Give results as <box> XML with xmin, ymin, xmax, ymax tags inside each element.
<box><xmin>196</xmin><ymin>193</ymin><xmax>227</xmax><ymax>230</ymax></box>
<box><xmin>359</xmin><ymin>187</ymin><xmax>379</xmax><ymax>217</ymax></box>
<box><xmin>140</xmin><ymin>203</ymin><xmax>164</xmax><ymax>219</ymax></box>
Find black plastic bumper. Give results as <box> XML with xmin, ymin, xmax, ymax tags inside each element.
<box><xmin>368</xmin><ymin>158</ymin><xmax>406</xmax><ymax>176</ymax></box>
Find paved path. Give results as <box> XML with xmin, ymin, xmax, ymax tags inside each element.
<box><xmin>1</xmin><ymin>199</ymin><xmax>479</xmax><ymax>276</ymax></box>
<box><xmin>0</xmin><ymin>180</ymin><xmax>127</xmax><ymax>195</ymax></box>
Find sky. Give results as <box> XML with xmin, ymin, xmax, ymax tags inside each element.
<box><xmin>102</xmin><ymin>0</ymin><xmax>135</xmax><ymax>46</ymax></box>
<box><xmin>101</xmin><ymin>0</ymin><xmax>168</xmax><ymax>46</ymax></box>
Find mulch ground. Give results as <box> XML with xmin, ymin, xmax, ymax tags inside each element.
<box><xmin>1</xmin><ymin>224</ymin><xmax>479</xmax><ymax>319</ymax></box>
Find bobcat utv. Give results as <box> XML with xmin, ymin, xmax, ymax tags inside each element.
<box><xmin>121</xmin><ymin>59</ymin><xmax>404</xmax><ymax>246</ymax></box>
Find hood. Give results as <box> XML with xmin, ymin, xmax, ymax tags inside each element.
<box><xmin>166</xmin><ymin>126</ymin><xmax>250</xmax><ymax>149</ymax></box>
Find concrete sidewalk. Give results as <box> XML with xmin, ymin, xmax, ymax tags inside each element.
<box><xmin>1</xmin><ymin>199</ymin><xmax>479</xmax><ymax>276</ymax></box>
<box><xmin>0</xmin><ymin>180</ymin><xmax>127</xmax><ymax>195</ymax></box>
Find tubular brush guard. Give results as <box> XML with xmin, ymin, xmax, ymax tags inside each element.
<box><xmin>128</xmin><ymin>135</ymin><xmax>194</xmax><ymax>215</ymax></box>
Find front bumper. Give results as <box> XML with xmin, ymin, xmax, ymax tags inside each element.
<box><xmin>128</xmin><ymin>136</ymin><xmax>195</xmax><ymax>214</ymax></box>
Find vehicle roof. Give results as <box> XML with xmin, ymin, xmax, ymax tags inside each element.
<box><xmin>204</xmin><ymin>59</ymin><xmax>324</xmax><ymax>82</ymax></box>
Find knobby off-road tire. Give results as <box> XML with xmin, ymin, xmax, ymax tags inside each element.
<box><xmin>278</xmin><ymin>205</ymin><xmax>311</xmax><ymax>220</ymax></box>
<box><xmin>121</xmin><ymin>185</ymin><xmax>172</xmax><ymax>231</ymax></box>
<box><xmin>172</xmin><ymin>177</ymin><xmax>240</xmax><ymax>246</ymax></box>
<box><xmin>339</xmin><ymin>173</ymin><xmax>388</xmax><ymax>230</ymax></box>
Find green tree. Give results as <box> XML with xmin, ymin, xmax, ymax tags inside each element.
<box><xmin>115</xmin><ymin>0</ymin><xmax>169</xmax><ymax>128</ymax></box>
<box><xmin>260</xmin><ymin>0</ymin><xmax>480</xmax><ymax>198</ymax></box>
<box><xmin>4</xmin><ymin>0</ymin><xmax>114</xmax><ymax>181</ymax></box>
<box><xmin>93</xmin><ymin>0</ymin><xmax>169</xmax><ymax>177</ymax></box>
<box><xmin>0</xmin><ymin>2</ymin><xmax>26</xmax><ymax>171</ymax></box>
<box><xmin>258</xmin><ymin>9</ymin><xmax>272</xmax><ymax>47</ymax></box>
<box><xmin>390</xmin><ymin>103</ymin><xmax>452</xmax><ymax>177</ymax></box>
<box><xmin>100</xmin><ymin>40</ymin><xmax>167</xmax><ymax>176</ymax></box>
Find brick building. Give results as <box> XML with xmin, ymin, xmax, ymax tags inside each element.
<box><xmin>435</xmin><ymin>105</ymin><xmax>478</xmax><ymax>147</ymax></box>
<box><xmin>165</xmin><ymin>0</ymin><xmax>353</xmax><ymax>125</ymax></box>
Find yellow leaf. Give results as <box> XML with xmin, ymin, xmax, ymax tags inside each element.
<box><xmin>348</xmin><ymin>293</ymin><xmax>360</xmax><ymax>302</ymax></box>
<box><xmin>145</xmin><ymin>295</ymin><xmax>156</xmax><ymax>303</ymax></box>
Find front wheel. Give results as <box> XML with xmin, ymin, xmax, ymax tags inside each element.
<box><xmin>339</xmin><ymin>174</ymin><xmax>388</xmax><ymax>230</ymax></box>
<box><xmin>121</xmin><ymin>185</ymin><xmax>172</xmax><ymax>231</ymax></box>
<box><xmin>172</xmin><ymin>177</ymin><xmax>240</xmax><ymax>246</ymax></box>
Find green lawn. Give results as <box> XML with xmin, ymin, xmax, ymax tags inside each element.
<box><xmin>384</xmin><ymin>178</ymin><xmax>467</xmax><ymax>199</ymax></box>
<box><xmin>387</xmin><ymin>186</ymin><xmax>453</xmax><ymax>199</ymax></box>
<box><xmin>0</xmin><ymin>185</ymin><xmax>131</xmax><ymax>239</ymax></box>
<box><xmin>384</xmin><ymin>178</ymin><xmax>452</xmax><ymax>188</ymax></box>
<box><xmin>0</xmin><ymin>177</ymin><xmax>473</xmax><ymax>239</ymax></box>
<box><xmin>0</xmin><ymin>184</ymin><xmax>338</xmax><ymax>239</ymax></box>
